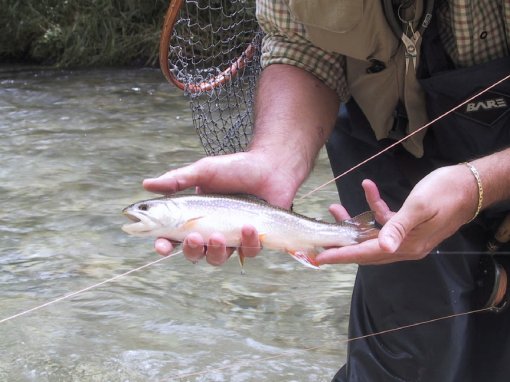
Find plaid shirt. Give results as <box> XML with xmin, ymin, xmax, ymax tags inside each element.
<box><xmin>257</xmin><ymin>0</ymin><xmax>510</xmax><ymax>101</ymax></box>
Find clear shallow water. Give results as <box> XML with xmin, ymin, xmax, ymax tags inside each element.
<box><xmin>0</xmin><ymin>66</ymin><xmax>356</xmax><ymax>381</ymax></box>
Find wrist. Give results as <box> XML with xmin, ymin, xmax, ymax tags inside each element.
<box><xmin>241</xmin><ymin>150</ymin><xmax>304</xmax><ymax>208</ymax></box>
<box><xmin>463</xmin><ymin>162</ymin><xmax>484</xmax><ymax>223</ymax></box>
<box><xmin>469</xmin><ymin>148</ymin><xmax>510</xmax><ymax>209</ymax></box>
<box><xmin>247</xmin><ymin>144</ymin><xmax>313</xmax><ymax>188</ymax></box>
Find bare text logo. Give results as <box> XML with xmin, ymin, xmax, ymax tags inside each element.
<box><xmin>466</xmin><ymin>98</ymin><xmax>508</xmax><ymax>112</ymax></box>
<box><xmin>457</xmin><ymin>91</ymin><xmax>510</xmax><ymax>127</ymax></box>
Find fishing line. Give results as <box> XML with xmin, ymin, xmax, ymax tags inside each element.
<box><xmin>172</xmin><ymin>306</ymin><xmax>492</xmax><ymax>379</ymax></box>
<box><xmin>0</xmin><ymin>250</ymin><xmax>182</xmax><ymax>325</ymax></box>
<box><xmin>298</xmin><ymin>72</ymin><xmax>510</xmax><ymax>200</ymax></box>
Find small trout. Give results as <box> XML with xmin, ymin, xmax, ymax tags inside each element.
<box><xmin>122</xmin><ymin>194</ymin><xmax>379</xmax><ymax>269</ymax></box>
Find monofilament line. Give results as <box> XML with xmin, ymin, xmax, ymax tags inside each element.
<box><xmin>0</xmin><ymin>250</ymin><xmax>182</xmax><ymax>324</ymax></box>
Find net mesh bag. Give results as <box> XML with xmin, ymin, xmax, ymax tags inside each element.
<box><xmin>160</xmin><ymin>0</ymin><xmax>262</xmax><ymax>155</ymax></box>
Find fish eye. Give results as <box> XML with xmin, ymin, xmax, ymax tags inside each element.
<box><xmin>138</xmin><ymin>203</ymin><xmax>149</xmax><ymax>211</ymax></box>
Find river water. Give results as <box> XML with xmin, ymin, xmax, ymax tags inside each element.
<box><xmin>0</xmin><ymin>66</ymin><xmax>357</xmax><ymax>381</ymax></box>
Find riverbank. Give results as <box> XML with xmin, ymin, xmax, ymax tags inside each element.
<box><xmin>0</xmin><ymin>0</ymin><xmax>167</xmax><ymax>67</ymax></box>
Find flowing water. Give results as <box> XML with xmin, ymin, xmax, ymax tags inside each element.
<box><xmin>0</xmin><ymin>66</ymin><xmax>357</xmax><ymax>382</ymax></box>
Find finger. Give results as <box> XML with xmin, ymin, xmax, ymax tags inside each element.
<box><xmin>315</xmin><ymin>239</ymin><xmax>391</xmax><ymax>265</ymax></box>
<box><xmin>182</xmin><ymin>232</ymin><xmax>206</xmax><ymax>262</ymax></box>
<box><xmin>361</xmin><ymin>179</ymin><xmax>394</xmax><ymax>224</ymax></box>
<box><xmin>378</xmin><ymin>213</ymin><xmax>412</xmax><ymax>253</ymax></box>
<box><xmin>154</xmin><ymin>238</ymin><xmax>175</xmax><ymax>257</ymax></box>
<box><xmin>143</xmin><ymin>163</ymin><xmax>204</xmax><ymax>194</ymax></box>
<box><xmin>328</xmin><ymin>204</ymin><xmax>351</xmax><ymax>222</ymax></box>
<box><xmin>238</xmin><ymin>225</ymin><xmax>261</xmax><ymax>258</ymax></box>
<box><xmin>205</xmin><ymin>233</ymin><xmax>229</xmax><ymax>266</ymax></box>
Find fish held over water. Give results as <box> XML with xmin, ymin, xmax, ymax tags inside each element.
<box><xmin>122</xmin><ymin>194</ymin><xmax>379</xmax><ymax>269</ymax></box>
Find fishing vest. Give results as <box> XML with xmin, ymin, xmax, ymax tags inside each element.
<box><xmin>287</xmin><ymin>0</ymin><xmax>429</xmax><ymax>157</ymax></box>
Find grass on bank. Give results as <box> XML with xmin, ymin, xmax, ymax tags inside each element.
<box><xmin>0</xmin><ymin>0</ymin><xmax>168</xmax><ymax>67</ymax></box>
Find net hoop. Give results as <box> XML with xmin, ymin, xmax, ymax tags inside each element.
<box><xmin>159</xmin><ymin>0</ymin><xmax>257</xmax><ymax>93</ymax></box>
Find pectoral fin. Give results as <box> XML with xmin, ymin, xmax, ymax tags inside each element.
<box><xmin>180</xmin><ymin>216</ymin><xmax>204</xmax><ymax>230</ymax></box>
<box><xmin>287</xmin><ymin>249</ymin><xmax>320</xmax><ymax>270</ymax></box>
<box><xmin>237</xmin><ymin>234</ymin><xmax>266</xmax><ymax>275</ymax></box>
<box><xmin>237</xmin><ymin>252</ymin><xmax>246</xmax><ymax>275</ymax></box>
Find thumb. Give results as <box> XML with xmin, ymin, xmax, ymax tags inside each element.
<box><xmin>378</xmin><ymin>214</ymin><xmax>410</xmax><ymax>253</ymax></box>
<box><xmin>143</xmin><ymin>162</ymin><xmax>205</xmax><ymax>194</ymax></box>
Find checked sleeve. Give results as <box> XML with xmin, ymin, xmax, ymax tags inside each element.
<box><xmin>256</xmin><ymin>0</ymin><xmax>351</xmax><ymax>102</ymax></box>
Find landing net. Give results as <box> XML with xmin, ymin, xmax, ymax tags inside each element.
<box><xmin>160</xmin><ymin>0</ymin><xmax>262</xmax><ymax>155</ymax></box>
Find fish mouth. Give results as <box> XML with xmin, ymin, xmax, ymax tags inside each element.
<box><xmin>123</xmin><ymin>211</ymin><xmax>141</xmax><ymax>223</ymax></box>
<box><xmin>121</xmin><ymin>210</ymin><xmax>154</xmax><ymax>235</ymax></box>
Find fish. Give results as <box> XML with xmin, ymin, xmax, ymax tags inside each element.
<box><xmin>121</xmin><ymin>194</ymin><xmax>379</xmax><ymax>269</ymax></box>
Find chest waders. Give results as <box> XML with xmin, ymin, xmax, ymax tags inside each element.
<box><xmin>328</xmin><ymin>11</ymin><xmax>510</xmax><ymax>382</ymax></box>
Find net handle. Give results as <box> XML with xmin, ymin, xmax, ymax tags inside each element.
<box><xmin>159</xmin><ymin>0</ymin><xmax>257</xmax><ymax>93</ymax></box>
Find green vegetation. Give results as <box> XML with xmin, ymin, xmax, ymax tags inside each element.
<box><xmin>0</xmin><ymin>0</ymin><xmax>258</xmax><ymax>68</ymax></box>
<box><xmin>0</xmin><ymin>0</ymin><xmax>168</xmax><ymax>67</ymax></box>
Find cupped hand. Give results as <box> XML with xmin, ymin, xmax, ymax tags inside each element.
<box><xmin>143</xmin><ymin>151</ymin><xmax>301</xmax><ymax>264</ymax></box>
<box><xmin>315</xmin><ymin>164</ymin><xmax>479</xmax><ymax>265</ymax></box>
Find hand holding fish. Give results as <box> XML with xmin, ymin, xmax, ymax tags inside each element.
<box><xmin>316</xmin><ymin>165</ymin><xmax>484</xmax><ymax>265</ymax></box>
<box><xmin>142</xmin><ymin>151</ymin><xmax>304</xmax><ymax>265</ymax></box>
<box><xmin>143</xmin><ymin>151</ymin><xmax>301</xmax><ymax>209</ymax></box>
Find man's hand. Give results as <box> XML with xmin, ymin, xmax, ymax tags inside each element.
<box><xmin>316</xmin><ymin>164</ymin><xmax>480</xmax><ymax>265</ymax></box>
<box><xmin>142</xmin><ymin>151</ymin><xmax>300</xmax><ymax>264</ymax></box>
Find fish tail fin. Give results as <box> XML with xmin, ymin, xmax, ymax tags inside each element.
<box><xmin>345</xmin><ymin>211</ymin><xmax>380</xmax><ymax>243</ymax></box>
<box><xmin>287</xmin><ymin>249</ymin><xmax>321</xmax><ymax>270</ymax></box>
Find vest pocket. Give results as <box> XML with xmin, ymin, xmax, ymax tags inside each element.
<box><xmin>288</xmin><ymin>0</ymin><xmax>363</xmax><ymax>33</ymax></box>
<box><xmin>420</xmin><ymin>56</ymin><xmax>510</xmax><ymax>163</ymax></box>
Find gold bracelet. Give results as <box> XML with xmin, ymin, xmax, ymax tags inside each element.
<box><xmin>464</xmin><ymin>162</ymin><xmax>483</xmax><ymax>223</ymax></box>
